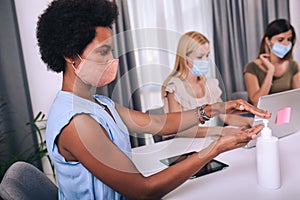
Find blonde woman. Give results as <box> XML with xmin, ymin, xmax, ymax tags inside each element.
<box><xmin>162</xmin><ymin>31</ymin><xmax>253</xmax><ymax>138</ymax></box>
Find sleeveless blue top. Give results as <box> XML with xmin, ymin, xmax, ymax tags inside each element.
<box><xmin>46</xmin><ymin>91</ymin><xmax>131</xmax><ymax>200</ymax></box>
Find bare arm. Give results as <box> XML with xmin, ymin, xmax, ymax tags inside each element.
<box><xmin>115</xmin><ymin>103</ymin><xmax>198</xmax><ymax>136</ymax></box>
<box><xmin>244</xmin><ymin>56</ymin><xmax>274</xmax><ymax>106</ymax></box>
<box><xmin>165</xmin><ymin>93</ymin><xmax>233</xmax><ymax>138</ymax></box>
<box><xmin>293</xmin><ymin>71</ymin><xmax>300</xmax><ymax>89</ymax></box>
<box><xmin>57</xmin><ymin>113</ymin><xmax>264</xmax><ymax>199</ymax></box>
<box><xmin>165</xmin><ymin>92</ymin><xmax>214</xmax><ymax>138</ymax></box>
<box><xmin>117</xmin><ymin>96</ymin><xmax>270</xmax><ymax>137</ymax></box>
<box><xmin>166</xmin><ymin>92</ymin><xmax>182</xmax><ymax>113</ymax></box>
<box><xmin>215</xmin><ymin>98</ymin><xmax>253</xmax><ymax>127</ymax></box>
<box><xmin>219</xmin><ymin>113</ymin><xmax>253</xmax><ymax>127</ymax></box>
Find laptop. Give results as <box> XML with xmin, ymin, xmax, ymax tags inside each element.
<box><xmin>245</xmin><ymin>88</ymin><xmax>300</xmax><ymax>148</ymax></box>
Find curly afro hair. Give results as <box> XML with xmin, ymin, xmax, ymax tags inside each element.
<box><xmin>36</xmin><ymin>0</ymin><xmax>119</xmax><ymax>73</ymax></box>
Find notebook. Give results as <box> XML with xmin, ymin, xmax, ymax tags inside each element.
<box><xmin>244</xmin><ymin>88</ymin><xmax>300</xmax><ymax>148</ymax></box>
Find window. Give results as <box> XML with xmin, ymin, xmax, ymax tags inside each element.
<box><xmin>127</xmin><ymin>0</ymin><xmax>215</xmax><ymax>111</ymax></box>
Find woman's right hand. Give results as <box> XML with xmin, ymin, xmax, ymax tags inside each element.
<box><xmin>259</xmin><ymin>53</ymin><xmax>275</xmax><ymax>73</ymax></box>
<box><xmin>210</xmin><ymin>124</ymin><xmax>264</xmax><ymax>155</ymax></box>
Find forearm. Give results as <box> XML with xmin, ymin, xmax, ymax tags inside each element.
<box><xmin>151</xmin><ymin>110</ymin><xmax>199</xmax><ymax>135</ymax></box>
<box><xmin>117</xmin><ymin>101</ymin><xmax>269</xmax><ymax>135</ymax></box>
<box><xmin>220</xmin><ymin>114</ymin><xmax>253</xmax><ymax>127</ymax></box>
<box><xmin>175</xmin><ymin>125</ymin><xmax>223</xmax><ymax>138</ymax></box>
<box><xmin>157</xmin><ymin>107</ymin><xmax>222</xmax><ymax>136</ymax></box>
<box><xmin>251</xmin><ymin>71</ymin><xmax>273</xmax><ymax>105</ymax></box>
<box><xmin>116</xmin><ymin>104</ymin><xmax>199</xmax><ymax>135</ymax></box>
<box><xmin>141</xmin><ymin>145</ymin><xmax>218</xmax><ymax>199</ymax></box>
<box><xmin>148</xmin><ymin>124</ymin><xmax>261</xmax><ymax>199</ymax></box>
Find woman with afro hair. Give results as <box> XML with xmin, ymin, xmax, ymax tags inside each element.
<box><xmin>37</xmin><ymin>0</ymin><xmax>270</xmax><ymax>199</ymax></box>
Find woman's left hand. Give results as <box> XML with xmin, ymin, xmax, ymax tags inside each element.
<box><xmin>205</xmin><ymin>99</ymin><xmax>271</xmax><ymax>119</ymax></box>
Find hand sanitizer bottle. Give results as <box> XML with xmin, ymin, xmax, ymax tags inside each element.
<box><xmin>256</xmin><ymin>119</ymin><xmax>281</xmax><ymax>189</ymax></box>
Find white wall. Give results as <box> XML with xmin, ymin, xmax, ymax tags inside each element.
<box><xmin>290</xmin><ymin>0</ymin><xmax>300</xmax><ymax>65</ymax></box>
<box><xmin>14</xmin><ymin>0</ymin><xmax>62</xmax><ymax>118</ymax></box>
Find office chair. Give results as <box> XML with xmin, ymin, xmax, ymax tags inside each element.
<box><xmin>0</xmin><ymin>161</ymin><xmax>58</xmax><ymax>200</ymax></box>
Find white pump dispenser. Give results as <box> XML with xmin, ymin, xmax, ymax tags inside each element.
<box><xmin>260</xmin><ymin>119</ymin><xmax>272</xmax><ymax>138</ymax></box>
<box><xmin>256</xmin><ymin>119</ymin><xmax>281</xmax><ymax>189</ymax></box>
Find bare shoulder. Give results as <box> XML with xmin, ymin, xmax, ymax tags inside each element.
<box><xmin>56</xmin><ymin>113</ymin><xmax>109</xmax><ymax>161</ymax></box>
<box><xmin>56</xmin><ymin>113</ymin><xmax>140</xmax><ymax>186</ymax></box>
<box><xmin>253</xmin><ymin>59</ymin><xmax>262</xmax><ymax>67</ymax></box>
<box><xmin>252</xmin><ymin>59</ymin><xmax>267</xmax><ymax>72</ymax></box>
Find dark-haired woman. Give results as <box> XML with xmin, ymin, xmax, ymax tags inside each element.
<box><xmin>244</xmin><ymin>19</ymin><xmax>300</xmax><ymax>106</ymax></box>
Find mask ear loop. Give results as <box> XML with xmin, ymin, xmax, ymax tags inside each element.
<box><xmin>71</xmin><ymin>61</ymin><xmax>78</xmax><ymax>72</ymax></box>
<box><xmin>71</xmin><ymin>54</ymin><xmax>84</xmax><ymax>70</ymax></box>
<box><xmin>77</xmin><ymin>54</ymin><xmax>84</xmax><ymax>61</ymax></box>
<box><xmin>265</xmin><ymin>37</ymin><xmax>272</xmax><ymax>54</ymax></box>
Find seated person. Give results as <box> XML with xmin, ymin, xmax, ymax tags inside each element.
<box><xmin>244</xmin><ymin>19</ymin><xmax>300</xmax><ymax>106</ymax></box>
<box><xmin>162</xmin><ymin>31</ymin><xmax>253</xmax><ymax>139</ymax></box>
<box><xmin>37</xmin><ymin>1</ymin><xmax>270</xmax><ymax>199</ymax></box>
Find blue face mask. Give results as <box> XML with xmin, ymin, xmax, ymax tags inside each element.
<box><xmin>271</xmin><ymin>42</ymin><xmax>292</xmax><ymax>58</ymax></box>
<box><xmin>190</xmin><ymin>60</ymin><xmax>210</xmax><ymax>76</ymax></box>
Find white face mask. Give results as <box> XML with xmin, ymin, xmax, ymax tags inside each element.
<box><xmin>72</xmin><ymin>55</ymin><xmax>119</xmax><ymax>87</ymax></box>
<box><xmin>271</xmin><ymin>42</ymin><xmax>292</xmax><ymax>58</ymax></box>
<box><xmin>190</xmin><ymin>60</ymin><xmax>210</xmax><ymax>76</ymax></box>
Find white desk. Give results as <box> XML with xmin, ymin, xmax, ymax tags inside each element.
<box><xmin>132</xmin><ymin>131</ymin><xmax>300</xmax><ymax>200</ymax></box>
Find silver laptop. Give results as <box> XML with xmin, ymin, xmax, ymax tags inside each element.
<box><xmin>245</xmin><ymin>88</ymin><xmax>300</xmax><ymax>148</ymax></box>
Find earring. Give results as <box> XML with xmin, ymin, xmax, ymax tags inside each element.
<box><xmin>71</xmin><ymin>61</ymin><xmax>75</xmax><ymax>67</ymax></box>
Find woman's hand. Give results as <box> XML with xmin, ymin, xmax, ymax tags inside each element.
<box><xmin>219</xmin><ymin>126</ymin><xmax>244</xmax><ymax>137</ymax></box>
<box><xmin>209</xmin><ymin>124</ymin><xmax>264</xmax><ymax>155</ymax></box>
<box><xmin>204</xmin><ymin>99</ymin><xmax>271</xmax><ymax>119</ymax></box>
<box><xmin>259</xmin><ymin>53</ymin><xmax>275</xmax><ymax>73</ymax></box>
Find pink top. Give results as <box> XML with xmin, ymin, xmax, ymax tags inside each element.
<box><xmin>163</xmin><ymin>76</ymin><xmax>222</xmax><ymax>127</ymax></box>
<box><xmin>163</xmin><ymin>77</ymin><xmax>222</xmax><ymax>113</ymax></box>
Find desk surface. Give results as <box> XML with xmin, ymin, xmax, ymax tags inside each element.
<box><xmin>132</xmin><ymin>131</ymin><xmax>300</xmax><ymax>200</ymax></box>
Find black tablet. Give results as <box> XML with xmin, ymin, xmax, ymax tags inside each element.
<box><xmin>160</xmin><ymin>151</ymin><xmax>228</xmax><ymax>179</ymax></box>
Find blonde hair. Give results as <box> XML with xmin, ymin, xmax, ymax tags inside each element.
<box><xmin>162</xmin><ymin>31</ymin><xmax>210</xmax><ymax>98</ymax></box>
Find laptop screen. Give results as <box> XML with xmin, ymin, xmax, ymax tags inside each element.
<box><xmin>245</xmin><ymin>88</ymin><xmax>300</xmax><ymax>148</ymax></box>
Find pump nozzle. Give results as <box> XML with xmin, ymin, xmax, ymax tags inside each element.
<box><xmin>262</xmin><ymin>119</ymin><xmax>269</xmax><ymax>127</ymax></box>
<box><xmin>254</xmin><ymin>118</ymin><xmax>272</xmax><ymax>138</ymax></box>
<box><xmin>261</xmin><ymin>119</ymin><xmax>272</xmax><ymax>138</ymax></box>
